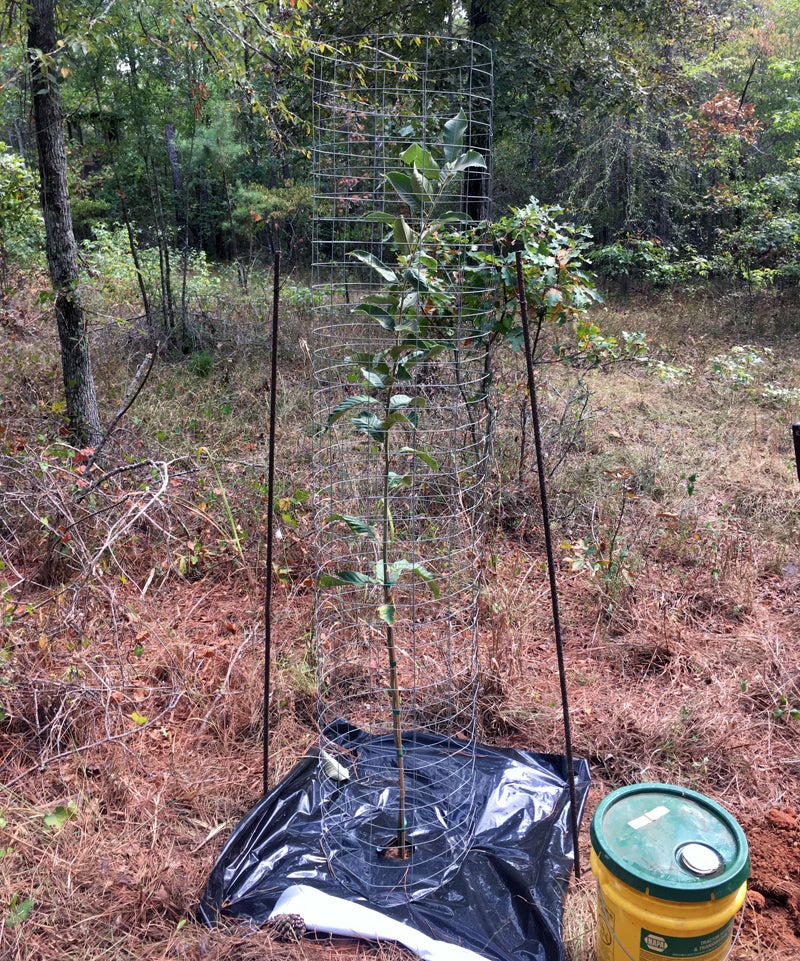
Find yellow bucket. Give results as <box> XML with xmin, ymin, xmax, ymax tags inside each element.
<box><xmin>590</xmin><ymin>784</ymin><xmax>749</xmax><ymax>961</ymax></box>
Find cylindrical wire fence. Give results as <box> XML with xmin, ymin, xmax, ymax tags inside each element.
<box><xmin>311</xmin><ymin>36</ymin><xmax>493</xmax><ymax>903</ymax></box>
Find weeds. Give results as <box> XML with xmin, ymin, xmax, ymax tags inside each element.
<box><xmin>187</xmin><ymin>348</ymin><xmax>215</xmax><ymax>378</ymax></box>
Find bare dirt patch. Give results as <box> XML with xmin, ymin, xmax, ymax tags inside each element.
<box><xmin>739</xmin><ymin>809</ymin><xmax>800</xmax><ymax>958</ymax></box>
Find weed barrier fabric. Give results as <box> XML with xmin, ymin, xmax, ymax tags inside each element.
<box><xmin>198</xmin><ymin>727</ymin><xmax>590</xmax><ymax>961</ymax></box>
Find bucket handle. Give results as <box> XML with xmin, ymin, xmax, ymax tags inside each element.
<box><xmin>595</xmin><ymin>884</ymin><xmax>746</xmax><ymax>961</ymax></box>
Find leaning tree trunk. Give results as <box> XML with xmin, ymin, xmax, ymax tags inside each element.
<box><xmin>28</xmin><ymin>0</ymin><xmax>102</xmax><ymax>447</ymax></box>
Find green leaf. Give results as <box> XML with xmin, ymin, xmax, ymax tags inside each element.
<box><xmin>361</xmin><ymin>368</ymin><xmax>389</xmax><ymax>388</ymax></box>
<box><xmin>6</xmin><ymin>895</ymin><xmax>33</xmax><ymax>928</ymax></box>
<box><xmin>350</xmin><ymin>250</ymin><xmax>398</xmax><ymax>283</ymax></box>
<box><xmin>544</xmin><ymin>288</ymin><xmax>563</xmax><ymax>307</ymax></box>
<box><xmin>399</xmin><ymin>446</ymin><xmax>439</xmax><ymax>471</ymax></box>
<box><xmin>403</xmin><ymin>266</ymin><xmax>432</xmax><ymax>291</ymax></box>
<box><xmin>384</xmin><ymin>410</ymin><xmax>417</xmax><ymax>430</ymax></box>
<box><xmin>430</xmin><ymin>210</ymin><xmax>469</xmax><ymax>226</ymax></box>
<box><xmin>327</xmin><ymin>394</ymin><xmax>378</xmax><ymax>426</ymax></box>
<box><xmin>131</xmin><ymin>711</ymin><xmax>148</xmax><ymax>726</ymax></box>
<box><xmin>354</xmin><ymin>301</ymin><xmax>401</xmax><ymax>332</ymax></box>
<box><xmin>506</xmin><ymin>327</ymin><xmax>525</xmax><ymax>351</ymax></box>
<box><xmin>386</xmin><ymin>171</ymin><xmax>421</xmax><ymax>213</ymax></box>
<box><xmin>392</xmin><ymin>216</ymin><xmax>418</xmax><ymax>256</ymax></box>
<box><xmin>443</xmin><ymin>150</ymin><xmax>487</xmax><ymax>175</ymax></box>
<box><xmin>352</xmin><ymin>411</ymin><xmax>386</xmax><ymax>441</ymax></box>
<box><xmin>409</xmin><ymin>166</ymin><xmax>434</xmax><ymax>205</ymax></box>
<box><xmin>328</xmin><ymin>513</ymin><xmax>378</xmax><ymax>541</ymax></box>
<box><xmin>43</xmin><ymin>802</ymin><xmax>77</xmax><ymax>829</ymax></box>
<box><xmin>388</xmin><ymin>472</ymin><xmax>411</xmax><ymax>489</ymax></box>
<box><xmin>378</xmin><ymin>603</ymin><xmax>396</xmax><ymax>625</ymax></box>
<box><xmin>401</xmin><ymin>144</ymin><xmax>440</xmax><ymax>180</ymax></box>
<box><xmin>387</xmin><ymin>559</ymin><xmax>440</xmax><ymax>596</ymax></box>
<box><xmin>362</xmin><ymin>211</ymin><xmax>397</xmax><ymax>226</ymax></box>
<box><xmin>389</xmin><ymin>394</ymin><xmax>425</xmax><ymax>412</ymax></box>
<box><xmin>442</xmin><ymin>110</ymin><xmax>468</xmax><ymax>163</ymax></box>
<box><xmin>388</xmin><ymin>342</ymin><xmax>444</xmax><ymax>365</ymax></box>
<box><xmin>320</xmin><ymin>570</ymin><xmax>378</xmax><ymax>588</ymax></box>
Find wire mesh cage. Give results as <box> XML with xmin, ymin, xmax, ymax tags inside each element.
<box><xmin>311</xmin><ymin>36</ymin><xmax>493</xmax><ymax>902</ymax></box>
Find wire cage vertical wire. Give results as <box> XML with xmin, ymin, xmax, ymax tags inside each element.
<box><xmin>311</xmin><ymin>36</ymin><xmax>493</xmax><ymax>904</ymax></box>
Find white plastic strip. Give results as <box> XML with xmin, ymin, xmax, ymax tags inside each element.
<box><xmin>628</xmin><ymin>805</ymin><xmax>670</xmax><ymax>830</ymax></box>
<box><xmin>271</xmin><ymin>884</ymin><xmax>491</xmax><ymax>961</ymax></box>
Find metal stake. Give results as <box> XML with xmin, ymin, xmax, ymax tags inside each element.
<box><xmin>515</xmin><ymin>250</ymin><xmax>582</xmax><ymax>879</ymax></box>
<box><xmin>263</xmin><ymin>252</ymin><xmax>281</xmax><ymax>795</ymax></box>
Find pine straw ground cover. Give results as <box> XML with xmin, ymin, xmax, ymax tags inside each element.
<box><xmin>2</xmin><ymin>279</ymin><xmax>800</xmax><ymax>961</ymax></box>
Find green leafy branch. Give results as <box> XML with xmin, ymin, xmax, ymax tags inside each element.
<box><xmin>319</xmin><ymin>111</ymin><xmax>485</xmax><ymax>858</ymax></box>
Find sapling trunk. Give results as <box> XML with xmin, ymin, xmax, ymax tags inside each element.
<box><xmin>383</xmin><ymin>374</ymin><xmax>409</xmax><ymax>858</ymax></box>
<box><xmin>320</xmin><ymin>113</ymin><xmax>490</xmax><ymax>863</ymax></box>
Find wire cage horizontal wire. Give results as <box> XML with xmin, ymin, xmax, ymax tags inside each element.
<box><xmin>312</xmin><ymin>35</ymin><xmax>493</xmax><ymax>903</ymax></box>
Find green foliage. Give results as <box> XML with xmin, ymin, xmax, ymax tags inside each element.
<box><xmin>562</xmin><ymin>485</ymin><xmax>638</xmax><ymax>613</ymax></box>
<box><xmin>593</xmin><ymin>239</ymin><xmax>674</xmax><ymax>282</ymax></box>
<box><xmin>5</xmin><ymin>893</ymin><xmax>34</xmax><ymax>928</ymax></box>
<box><xmin>483</xmin><ymin>0</ymin><xmax>800</xmax><ymax>288</ymax></box>
<box><xmin>80</xmin><ymin>224</ymin><xmax>221</xmax><ymax>310</ymax></box>
<box><xmin>320</xmin><ymin>118</ymin><xmax>644</xmax><ymax>851</ymax></box>
<box><xmin>186</xmin><ymin>349</ymin><xmax>215</xmax><ymax>378</ymax></box>
<box><xmin>229</xmin><ymin>181</ymin><xmax>313</xmax><ymax>268</ymax></box>
<box><xmin>276</xmin><ymin>488</ymin><xmax>310</xmax><ymax>530</ymax></box>
<box><xmin>705</xmin><ymin>344</ymin><xmax>800</xmax><ymax>404</ymax></box>
<box><xmin>280</xmin><ymin>281</ymin><xmax>323</xmax><ymax>312</ymax></box>
<box><xmin>592</xmin><ymin>238</ymin><xmax>727</xmax><ymax>289</ymax></box>
<box><xmin>4</xmin><ymin>0</ymin><xmax>800</xmax><ymax>294</ymax></box>
<box><xmin>481</xmin><ymin>199</ymin><xmax>649</xmax><ymax>368</ymax></box>
<box><xmin>42</xmin><ymin>802</ymin><xmax>77</xmax><ymax>829</ymax></box>
<box><xmin>709</xmin><ymin>164</ymin><xmax>800</xmax><ymax>285</ymax></box>
<box><xmin>708</xmin><ymin>345</ymin><xmax>772</xmax><ymax>389</ymax></box>
<box><xmin>490</xmin><ymin>199</ymin><xmax>604</xmax><ymax>342</ymax></box>
<box><xmin>647</xmin><ymin>341</ymin><xmax>800</xmax><ymax>406</ymax></box>
<box><xmin>563</xmin><ymin>535</ymin><xmax>635</xmax><ymax>594</ymax></box>
<box><xmin>321</xmin><ymin>112</ymin><xmax>487</xmax><ymax>856</ymax></box>
<box><xmin>0</xmin><ymin>144</ymin><xmax>44</xmax><ymax>278</ymax></box>
<box><xmin>772</xmin><ymin>693</ymin><xmax>800</xmax><ymax>722</ymax></box>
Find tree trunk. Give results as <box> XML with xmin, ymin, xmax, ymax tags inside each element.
<box><xmin>464</xmin><ymin>0</ymin><xmax>492</xmax><ymax>222</ymax></box>
<box><xmin>28</xmin><ymin>0</ymin><xmax>102</xmax><ymax>447</ymax></box>
<box><xmin>165</xmin><ymin>123</ymin><xmax>187</xmax><ymax>249</ymax></box>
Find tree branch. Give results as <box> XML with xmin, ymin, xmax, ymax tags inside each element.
<box><xmin>738</xmin><ymin>59</ymin><xmax>758</xmax><ymax>113</ymax></box>
<box><xmin>85</xmin><ymin>348</ymin><xmax>157</xmax><ymax>472</ymax></box>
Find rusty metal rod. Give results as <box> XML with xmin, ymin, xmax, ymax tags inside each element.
<box><xmin>515</xmin><ymin>249</ymin><xmax>582</xmax><ymax>879</ymax></box>
<box><xmin>793</xmin><ymin>424</ymin><xmax>800</xmax><ymax>483</ymax></box>
<box><xmin>263</xmin><ymin>252</ymin><xmax>281</xmax><ymax>795</ymax></box>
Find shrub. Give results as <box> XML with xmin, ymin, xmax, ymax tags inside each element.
<box><xmin>0</xmin><ymin>143</ymin><xmax>44</xmax><ymax>282</ymax></box>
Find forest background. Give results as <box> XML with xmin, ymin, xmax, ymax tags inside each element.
<box><xmin>4</xmin><ymin>0</ymin><xmax>800</xmax><ymax>336</ymax></box>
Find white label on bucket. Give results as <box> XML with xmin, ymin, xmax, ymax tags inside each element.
<box><xmin>628</xmin><ymin>805</ymin><xmax>669</xmax><ymax>830</ymax></box>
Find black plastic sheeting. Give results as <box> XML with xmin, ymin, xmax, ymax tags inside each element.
<box><xmin>198</xmin><ymin>725</ymin><xmax>591</xmax><ymax>961</ymax></box>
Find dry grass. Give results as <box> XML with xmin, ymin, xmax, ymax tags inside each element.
<box><xmin>2</xmin><ymin>281</ymin><xmax>800</xmax><ymax>959</ymax></box>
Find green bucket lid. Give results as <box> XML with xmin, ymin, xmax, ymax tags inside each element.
<box><xmin>590</xmin><ymin>783</ymin><xmax>750</xmax><ymax>902</ymax></box>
